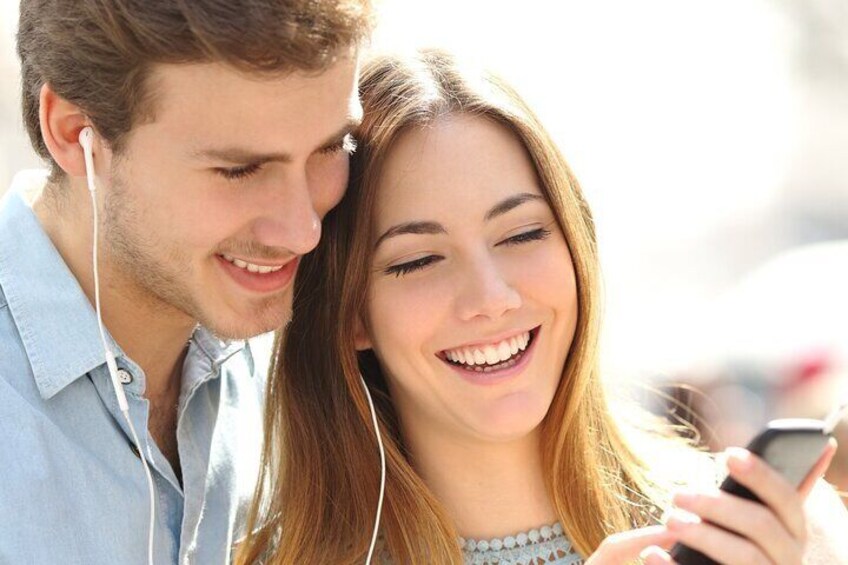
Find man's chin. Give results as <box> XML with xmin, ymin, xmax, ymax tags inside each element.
<box><xmin>197</xmin><ymin>305</ymin><xmax>292</xmax><ymax>341</ymax></box>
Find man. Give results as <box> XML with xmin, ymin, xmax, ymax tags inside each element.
<box><xmin>0</xmin><ymin>1</ymin><xmax>370</xmax><ymax>563</ymax></box>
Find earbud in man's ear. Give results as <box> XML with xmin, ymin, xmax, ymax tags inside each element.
<box><xmin>79</xmin><ymin>126</ymin><xmax>94</xmax><ymax>151</ymax></box>
<box><xmin>78</xmin><ymin>127</ymin><xmax>97</xmax><ymax>193</ymax></box>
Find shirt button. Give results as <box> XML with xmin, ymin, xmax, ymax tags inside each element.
<box><xmin>117</xmin><ymin>369</ymin><xmax>133</xmax><ymax>385</ymax></box>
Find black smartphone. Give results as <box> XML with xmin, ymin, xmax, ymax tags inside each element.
<box><xmin>669</xmin><ymin>418</ymin><xmax>833</xmax><ymax>565</ymax></box>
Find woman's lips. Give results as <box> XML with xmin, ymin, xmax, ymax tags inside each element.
<box><xmin>439</xmin><ymin>327</ymin><xmax>540</xmax><ymax>385</ymax></box>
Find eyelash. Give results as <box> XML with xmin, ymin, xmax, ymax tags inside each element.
<box><xmin>215</xmin><ymin>135</ymin><xmax>358</xmax><ymax>181</ymax></box>
<box><xmin>321</xmin><ymin>134</ymin><xmax>358</xmax><ymax>155</ymax></box>
<box><xmin>216</xmin><ymin>163</ymin><xmax>262</xmax><ymax>180</ymax></box>
<box><xmin>385</xmin><ymin>255</ymin><xmax>442</xmax><ymax>277</ymax></box>
<box><xmin>497</xmin><ymin>227</ymin><xmax>551</xmax><ymax>247</ymax></box>
<box><xmin>383</xmin><ymin>227</ymin><xmax>552</xmax><ymax>278</ymax></box>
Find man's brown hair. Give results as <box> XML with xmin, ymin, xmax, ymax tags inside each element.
<box><xmin>17</xmin><ymin>0</ymin><xmax>372</xmax><ymax>177</ymax></box>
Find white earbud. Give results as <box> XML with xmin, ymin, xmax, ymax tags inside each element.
<box><xmin>79</xmin><ymin>125</ymin><xmax>156</xmax><ymax>565</ymax></box>
<box><xmin>79</xmin><ymin>126</ymin><xmax>94</xmax><ymax>151</ymax></box>
<box><xmin>79</xmin><ymin>127</ymin><xmax>97</xmax><ymax>194</ymax></box>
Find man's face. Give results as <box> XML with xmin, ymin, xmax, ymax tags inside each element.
<box><xmin>99</xmin><ymin>56</ymin><xmax>361</xmax><ymax>339</ymax></box>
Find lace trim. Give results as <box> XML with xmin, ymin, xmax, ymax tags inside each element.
<box><xmin>459</xmin><ymin>522</ymin><xmax>584</xmax><ymax>565</ymax></box>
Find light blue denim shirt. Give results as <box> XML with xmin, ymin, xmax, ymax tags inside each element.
<box><xmin>0</xmin><ymin>171</ymin><xmax>269</xmax><ymax>564</ymax></box>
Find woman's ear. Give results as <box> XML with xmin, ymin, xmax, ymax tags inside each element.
<box><xmin>353</xmin><ymin>315</ymin><xmax>373</xmax><ymax>351</ymax></box>
<box><xmin>38</xmin><ymin>83</ymin><xmax>95</xmax><ymax>178</ymax></box>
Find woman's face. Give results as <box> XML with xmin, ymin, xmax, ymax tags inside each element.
<box><xmin>358</xmin><ymin>114</ymin><xmax>578</xmax><ymax>446</ymax></box>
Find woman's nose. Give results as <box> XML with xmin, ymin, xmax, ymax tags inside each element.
<box><xmin>454</xmin><ymin>255</ymin><xmax>522</xmax><ymax>322</ymax></box>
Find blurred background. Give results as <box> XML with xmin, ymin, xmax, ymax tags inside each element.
<box><xmin>2</xmin><ymin>1</ymin><xmax>846</xmax><ymax>498</ymax></box>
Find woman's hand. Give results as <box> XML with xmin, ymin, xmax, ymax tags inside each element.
<box><xmin>642</xmin><ymin>439</ymin><xmax>838</xmax><ymax>565</ymax></box>
<box><xmin>583</xmin><ymin>525</ymin><xmax>679</xmax><ymax>564</ymax></box>
<box><xmin>584</xmin><ymin>525</ymin><xmax>678</xmax><ymax>564</ymax></box>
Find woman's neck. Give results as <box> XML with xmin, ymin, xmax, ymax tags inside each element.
<box><xmin>405</xmin><ymin>425</ymin><xmax>558</xmax><ymax>540</ymax></box>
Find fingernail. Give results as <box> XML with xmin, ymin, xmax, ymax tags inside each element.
<box><xmin>672</xmin><ymin>491</ymin><xmax>697</xmax><ymax>506</ymax></box>
<box><xmin>726</xmin><ymin>446</ymin><xmax>753</xmax><ymax>472</ymax></box>
<box><xmin>639</xmin><ymin>546</ymin><xmax>663</xmax><ymax>560</ymax></box>
<box><xmin>666</xmin><ymin>509</ymin><xmax>700</xmax><ymax>529</ymax></box>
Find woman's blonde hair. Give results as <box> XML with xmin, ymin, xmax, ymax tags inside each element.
<box><xmin>239</xmin><ymin>48</ymin><xmax>694</xmax><ymax>564</ymax></box>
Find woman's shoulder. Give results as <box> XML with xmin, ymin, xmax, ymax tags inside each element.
<box><xmin>804</xmin><ymin>479</ymin><xmax>848</xmax><ymax>564</ymax></box>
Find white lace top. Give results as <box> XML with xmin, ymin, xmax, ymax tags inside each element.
<box><xmin>458</xmin><ymin>522</ymin><xmax>583</xmax><ymax>565</ymax></box>
<box><xmin>371</xmin><ymin>522</ymin><xmax>583</xmax><ymax>564</ymax></box>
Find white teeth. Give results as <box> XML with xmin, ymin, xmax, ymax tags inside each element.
<box><xmin>444</xmin><ymin>331</ymin><xmax>532</xmax><ymax>368</ymax></box>
<box><xmin>221</xmin><ymin>254</ymin><xmax>284</xmax><ymax>274</ymax></box>
<box><xmin>497</xmin><ymin>341</ymin><xmax>511</xmax><ymax>361</ymax></box>
<box><xmin>483</xmin><ymin>346</ymin><xmax>499</xmax><ymax>365</ymax></box>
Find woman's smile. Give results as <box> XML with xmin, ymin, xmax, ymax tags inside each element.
<box><xmin>437</xmin><ymin>326</ymin><xmax>541</xmax><ymax>385</ymax></box>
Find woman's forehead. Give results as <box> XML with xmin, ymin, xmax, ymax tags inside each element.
<box><xmin>373</xmin><ymin>115</ymin><xmax>542</xmax><ymax>226</ymax></box>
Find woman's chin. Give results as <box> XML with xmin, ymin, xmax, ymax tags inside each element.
<box><xmin>462</xmin><ymin>395</ymin><xmax>550</xmax><ymax>444</ymax></box>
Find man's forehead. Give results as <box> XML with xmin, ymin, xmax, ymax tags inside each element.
<box><xmin>149</xmin><ymin>57</ymin><xmax>358</xmax><ymax>103</ymax></box>
<box><xmin>142</xmin><ymin>57</ymin><xmax>361</xmax><ymax>148</ymax></box>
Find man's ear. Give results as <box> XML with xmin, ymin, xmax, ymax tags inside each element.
<box><xmin>353</xmin><ymin>314</ymin><xmax>373</xmax><ymax>351</ymax></box>
<box><xmin>38</xmin><ymin>83</ymin><xmax>96</xmax><ymax>178</ymax></box>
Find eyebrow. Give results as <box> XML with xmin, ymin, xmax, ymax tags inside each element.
<box><xmin>374</xmin><ymin>192</ymin><xmax>546</xmax><ymax>249</ymax></box>
<box><xmin>374</xmin><ymin>221</ymin><xmax>446</xmax><ymax>248</ymax></box>
<box><xmin>484</xmin><ymin>193</ymin><xmax>545</xmax><ymax>221</ymax></box>
<box><xmin>191</xmin><ymin>118</ymin><xmax>362</xmax><ymax>165</ymax></box>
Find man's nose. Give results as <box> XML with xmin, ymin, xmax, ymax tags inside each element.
<box><xmin>252</xmin><ymin>171</ymin><xmax>322</xmax><ymax>256</ymax></box>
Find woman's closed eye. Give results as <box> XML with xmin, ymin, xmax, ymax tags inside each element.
<box><xmin>496</xmin><ymin>227</ymin><xmax>552</xmax><ymax>247</ymax></box>
<box><xmin>383</xmin><ymin>255</ymin><xmax>443</xmax><ymax>277</ymax></box>
<box><xmin>382</xmin><ymin>227</ymin><xmax>554</xmax><ymax>278</ymax></box>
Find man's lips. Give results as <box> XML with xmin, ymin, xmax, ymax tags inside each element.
<box><xmin>216</xmin><ymin>253</ymin><xmax>299</xmax><ymax>293</ymax></box>
<box><xmin>219</xmin><ymin>253</ymin><xmax>290</xmax><ymax>273</ymax></box>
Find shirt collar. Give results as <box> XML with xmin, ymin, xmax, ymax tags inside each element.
<box><xmin>177</xmin><ymin>327</ymin><xmax>249</xmax><ymax>403</ymax></box>
<box><xmin>0</xmin><ymin>170</ymin><xmax>111</xmax><ymax>399</ymax></box>
<box><xmin>190</xmin><ymin>327</ymin><xmax>247</xmax><ymax>366</ymax></box>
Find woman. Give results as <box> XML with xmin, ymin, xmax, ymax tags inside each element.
<box><xmin>239</xmin><ymin>49</ymin><xmax>846</xmax><ymax>564</ymax></box>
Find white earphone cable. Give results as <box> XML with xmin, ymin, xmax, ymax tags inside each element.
<box><xmin>82</xmin><ymin>128</ymin><xmax>156</xmax><ymax>565</ymax></box>
<box><xmin>360</xmin><ymin>375</ymin><xmax>386</xmax><ymax>565</ymax></box>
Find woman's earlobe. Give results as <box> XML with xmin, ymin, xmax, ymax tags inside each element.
<box><xmin>38</xmin><ymin>83</ymin><xmax>94</xmax><ymax>178</ymax></box>
<box><xmin>353</xmin><ymin>317</ymin><xmax>373</xmax><ymax>351</ymax></box>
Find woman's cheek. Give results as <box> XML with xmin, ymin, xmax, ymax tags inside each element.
<box><xmin>370</xmin><ymin>275</ymin><xmax>451</xmax><ymax>348</ymax></box>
